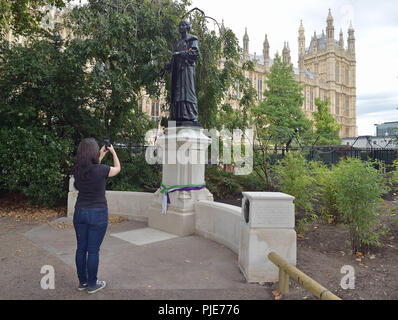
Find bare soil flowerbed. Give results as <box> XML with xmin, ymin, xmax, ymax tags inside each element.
<box><xmin>217</xmin><ymin>195</ymin><xmax>398</xmax><ymax>300</ymax></box>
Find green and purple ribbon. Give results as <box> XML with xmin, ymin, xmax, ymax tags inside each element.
<box><xmin>160</xmin><ymin>183</ymin><xmax>206</xmax><ymax>214</ymax></box>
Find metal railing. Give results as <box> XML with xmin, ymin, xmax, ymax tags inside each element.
<box><xmin>268</xmin><ymin>251</ymin><xmax>341</xmax><ymax>300</ymax></box>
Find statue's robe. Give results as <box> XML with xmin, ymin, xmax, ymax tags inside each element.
<box><xmin>169</xmin><ymin>34</ymin><xmax>199</xmax><ymax>123</ymax></box>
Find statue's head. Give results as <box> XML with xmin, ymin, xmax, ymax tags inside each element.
<box><xmin>178</xmin><ymin>20</ymin><xmax>191</xmax><ymax>33</ymax></box>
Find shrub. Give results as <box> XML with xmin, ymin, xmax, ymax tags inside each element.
<box><xmin>0</xmin><ymin>126</ymin><xmax>73</xmax><ymax>206</ymax></box>
<box><xmin>330</xmin><ymin>158</ymin><xmax>388</xmax><ymax>252</ymax></box>
<box><xmin>205</xmin><ymin>166</ymin><xmax>243</xmax><ymax>199</ymax></box>
<box><xmin>234</xmin><ymin>171</ymin><xmax>267</xmax><ymax>192</ymax></box>
<box><xmin>102</xmin><ymin>149</ymin><xmax>162</xmax><ymax>192</ymax></box>
<box><xmin>312</xmin><ymin>161</ymin><xmax>342</xmax><ymax>223</ymax></box>
<box><xmin>391</xmin><ymin>159</ymin><xmax>398</xmax><ymax>185</ymax></box>
<box><xmin>272</xmin><ymin>151</ymin><xmax>317</xmax><ymax>218</ymax></box>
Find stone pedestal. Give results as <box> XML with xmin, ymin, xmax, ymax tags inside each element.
<box><xmin>238</xmin><ymin>192</ymin><xmax>297</xmax><ymax>283</ymax></box>
<box><xmin>147</xmin><ymin>126</ymin><xmax>213</xmax><ymax>236</ymax></box>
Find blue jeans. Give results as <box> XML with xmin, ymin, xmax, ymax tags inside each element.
<box><xmin>73</xmin><ymin>207</ymin><xmax>108</xmax><ymax>287</ymax></box>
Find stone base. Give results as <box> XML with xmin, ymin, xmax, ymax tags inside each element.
<box><xmin>173</xmin><ymin>120</ymin><xmax>202</xmax><ymax>128</ymax></box>
<box><xmin>147</xmin><ymin>202</ymin><xmax>196</xmax><ymax>237</ymax></box>
<box><xmin>67</xmin><ymin>191</ymin><xmax>78</xmax><ymax>217</ymax></box>
<box><xmin>238</xmin><ymin>227</ymin><xmax>297</xmax><ymax>283</ymax></box>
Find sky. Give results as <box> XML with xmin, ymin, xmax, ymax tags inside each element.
<box><xmin>189</xmin><ymin>0</ymin><xmax>398</xmax><ymax>136</ymax></box>
<box><xmin>72</xmin><ymin>0</ymin><xmax>398</xmax><ymax>136</ymax></box>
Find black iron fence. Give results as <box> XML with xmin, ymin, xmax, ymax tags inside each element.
<box><xmin>253</xmin><ymin>145</ymin><xmax>398</xmax><ymax>169</ymax></box>
<box><xmin>118</xmin><ymin>142</ymin><xmax>398</xmax><ymax>171</ymax></box>
<box><xmin>306</xmin><ymin>146</ymin><xmax>398</xmax><ymax>167</ymax></box>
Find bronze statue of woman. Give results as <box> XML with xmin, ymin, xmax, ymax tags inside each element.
<box><xmin>164</xmin><ymin>20</ymin><xmax>200</xmax><ymax>127</ymax></box>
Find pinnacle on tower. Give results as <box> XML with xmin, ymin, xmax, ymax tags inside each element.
<box><xmin>298</xmin><ymin>20</ymin><xmax>305</xmax><ymax>66</ymax></box>
<box><xmin>243</xmin><ymin>27</ymin><xmax>249</xmax><ymax>55</ymax></box>
<box><xmin>326</xmin><ymin>8</ymin><xmax>335</xmax><ymax>45</ymax></box>
<box><xmin>264</xmin><ymin>33</ymin><xmax>269</xmax><ymax>47</ymax></box>
<box><xmin>263</xmin><ymin>34</ymin><xmax>269</xmax><ymax>56</ymax></box>
<box><xmin>339</xmin><ymin>28</ymin><xmax>344</xmax><ymax>48</ymax></box>
<box><xmin>263</xmin><ymin>34</ymin><xmax>270</xmax><ymax>67</ymax></box>
<box><xmin>243</xmin><ymin>27</ymin><xmax>249</xmax><ymax>40</ymax></box>
<box><xmin>282</xmin><ymin>42</ymin><xmax>291</xmax><ymax>64</ymax></box>
<box><xmin>348</xmin><ymin>20</ymin><xmax>355</xmax><ymax>32</ymax></box>
<box><xmin>298</xmin><ymin>21</ymin><xmax>305</xmax><ymax>57</ymax></box>
<box><xmin>327</xmin><ymin>8</ymin><xmax>333</xmax><ymax>22</ymax></box>
<box><xmin>312</xmin><ymin>31</ymin><xmax>318</xmax><ymax>52</ymax></box>
<box><xmin>299</xmin><ymin>20</ymin><xmax>304</xmax><ymax>33</ymax></box>
<box><xmin>347</xmin><ymin>20</ymin><xmax>355</xmax><ymax>55</ymax></box>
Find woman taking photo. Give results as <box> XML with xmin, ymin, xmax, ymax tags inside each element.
<box><xmin>72</xmin><ymin>138</ymin><xmax>120</xmax><ymax>294</ymax></box>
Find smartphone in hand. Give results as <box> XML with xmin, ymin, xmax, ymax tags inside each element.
<box><xmin>103</xmin><ymin>138</ymin><xmax>111</xmax><ymax>151</ymax></box>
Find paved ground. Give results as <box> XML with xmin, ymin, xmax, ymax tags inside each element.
<box><xmin>0</xmin><ymin>216</ymin><xmax>272</xmax><ymax>300</ymax></box>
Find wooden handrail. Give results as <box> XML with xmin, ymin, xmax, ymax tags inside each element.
<box><xmin>268</xmin><ymin>251</ymin><xmax>341</xmax><ymax>300</ymax></box>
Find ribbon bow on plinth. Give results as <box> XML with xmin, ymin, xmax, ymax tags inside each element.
<box><xmin>159</xmin><ymin>183</ymin><xmax>207</xmax><ymax>215</ymax></box>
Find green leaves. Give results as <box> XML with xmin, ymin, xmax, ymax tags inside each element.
<box><xmin>0</xmin><ymin>33</ymin><xmax>96</xmax><ymax>142</ymax></box>
<box><xmin>0</xmin><ymin>0</ymin><xmax>70</xmax><ymax>37</ymax></box>
<box><xmin>0</xmin><ymin>126</ymin><xmax>73</xmax><ymax>206</ymax></box>
<box><xmin>63</xmin><ymin>0</ymin><xmax>186</xmax><ymax>138</ymax></box>
<box><xmin>312</xmin><ymin>98</ymin><xmax>342</xmax><ymax>146</ymax></box>
<box><xmin>102</xmin><ymin>150</ymin><xmax>161</xmax><ymax>192</ymax></box>
<box><xmin>272</xmin><ymin>154</ymin><xmax>388</xmax><ymax>249</ymax></box>
<box><xmin>252</xmin><ymin>53</ymin><xmax>313</xmax><ymax>148</ymax></box>
<box><xmin>273</xmin><ymin>152</ymin><xmax>317</xmax><ymax>219</ymax></box>
<box><xmin>189</xmin><ymin>16</ymin><xmax>255</xmax><ymax>130</ymax></box>
<box><xmin>318</xmin><ymin>158</ymin><xmax>388</xmax><ymax>252</ymax></box>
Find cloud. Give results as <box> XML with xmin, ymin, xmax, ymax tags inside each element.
<box><xmin>357</xmin><ymin>110</ymin><xmax>398</xmax><ymax>136</ymax></box>
<box><xmin>357</xmin><ymin>91</ymin><xmax>398</xmax><ymax>115</ymax></box>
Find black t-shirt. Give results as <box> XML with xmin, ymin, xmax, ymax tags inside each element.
<box><xmin>74</xmin><ymin>164</ymin><xmax>111</xmax><ymax>208</ymax></box>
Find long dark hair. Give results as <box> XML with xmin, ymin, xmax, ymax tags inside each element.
<box><xmin>73</xmin><ymin>138</ymin><xmax>100</xmax><ymax>180</ymax></box>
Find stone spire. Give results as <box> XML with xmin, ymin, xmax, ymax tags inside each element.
<box><xmin>327</xmin><ymin>8</ymin><xmax>334</xmax><ymax>24</ymax></box>
<box><xmin>298</xmin><ymin>20</ymin><xmax>305</xmax><ymax>63</ymax></box>
<box><xmin>299</xmin><ymin>19</ymin><xmax>304</xmax><ymax>33</ymax></box>
<box><xmin>313</xmin><ymin>31</ymin><xmax>318</xmax><ymax>53</ymax></box>
<box><xmin>243</xmin><ymin>27</ymin><xmax>249</xmax><ymax>55</ymax></box>
<box><xmin>263</xmin><ymin>33</ymin><xmax>270</xmax><ymax>68</ymax></box>
<box><xmin>339</xmin><ymin>28</ymin><xmax>344</xmax><ymax>48</ymax></box>
<box><xmin>326</xmin><ymin>8</ymin><xmax>335</xmax><ymax>47</ymax></box>
<box><xmin>348</xmin><ymin>21</ymin><xmax>355</xmax><ymax>55</ymax></box>
<box><xmin>298</xmin><ymin>21</ymin><xmax>305</xmax><ymax>80</ymax></box>
<box><xmin>282</xmin><ymin>42</ymin><xmax>291</xmax><ymax>64</ymax></box>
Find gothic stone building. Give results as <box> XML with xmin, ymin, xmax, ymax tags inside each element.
<box><xmin>228</xmin><ymin>9</ymin><xmax>357</xmax><ymax>138</ymax></box>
